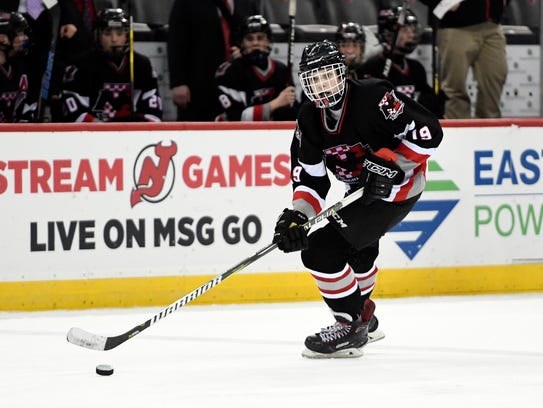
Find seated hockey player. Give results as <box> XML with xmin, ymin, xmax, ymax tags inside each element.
<box><xmin>273</xmin><ymin>40</ymin><xmax>442</xmax><ymax>358</ymax></box>
<box><xmin>214</xmin><ymin>14</ymin><xmax>299</xmax><ymax>121</ymax></box>
<box><xmin>59</xmin><ymin>8</ymin><xmax>162</xmax><ymax>122</ymax></box>
<box><xmin>0</xmin><ymin>11</ymin><xmax>38</xmax><ymax>123</ymax></box>
<box><xmin>358</xmin><ymin>6</ymin><xmax>443</xmax><ymax>117</ymax></box>
<box><xmin>335</xmin><ymin>22</ymin><xmax>366</xmax><ymax>80</ymax></box>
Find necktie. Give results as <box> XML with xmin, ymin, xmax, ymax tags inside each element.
<box><xmin>219</xmin><ymin>0</ymin><xmax>233</xmax><ymax>59</ymax></box>
<box><xmin>82</xmin><ymin>0</ymin><xmax>93</xmax><ymax>31</ymax></box>
<box><xmin>26</xmin><ymin>0</ymin><xmax>44</xmax><ymax>20</ymax></box>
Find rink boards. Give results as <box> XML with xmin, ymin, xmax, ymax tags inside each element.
<box><xmin>1</xmin><ymin>120</ymin><xmax>543</xmax><ymax>311</ymax></box>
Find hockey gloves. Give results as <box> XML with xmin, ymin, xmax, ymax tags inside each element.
<box><xmin>359</xmin><ymin>150</ymin><xmax>405</xmax><ymax>203</ymax></box>
<box><xmin>273</xmin><ymin>209</ymin><xmax>309</xmax><ymax>253</ymax></box>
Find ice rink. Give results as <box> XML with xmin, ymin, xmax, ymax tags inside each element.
<box><xmin>2</xmin><ymin>293</ymin><xmax>543</xmax><ymax>408</ymax></box>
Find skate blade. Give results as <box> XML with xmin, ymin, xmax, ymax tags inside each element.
<box><xmin>368</xmin><ymin>329</ymin><xmax>385</xmax><ymax>343</ymax></box>
<box><xmin>301</xmin><ymin>347</ymin><xmax>364</xmax><ymax>359</ymax></box>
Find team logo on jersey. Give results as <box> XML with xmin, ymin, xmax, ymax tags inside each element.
<box><xmin>323</xmin><ymin>142</ymin><xmax>365</xmax><ymax>181</ymax></box>
<box><xmin>395</xmin><ymin>84</ymin><xmax>416</xmax><ymax>99</ymax></box>
<box><xmin>250</xmin><ymin>87</ymin><xmax>274</xmax><ymax>104</ymax></box>
<box><xmin>378</xmin><ymin>90</ymin><xmax>404</xmax><ymax>120</ymax></box>
<box><xmin>63</xmin><ymin>64</ymin><xmax>78</xmax><ymax>83</ymax></box>
<box><xmin>18</xmin><ymin>74</ymin><xmax>29</xmax><ymax>92</ymax></box>
<box><xmin>93</xmin><ymin>83</ymin><xmax>131</xmax><ymax>120</ymax></box>
<box><xmin>131</xmin><ymin>141</ymin><xmax>178</xmax><ymax>207</ymax></box>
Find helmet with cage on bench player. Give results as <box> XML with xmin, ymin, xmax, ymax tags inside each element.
<box><xmin>298</xmin><ymin>39</ymin><xmax>347</xmax><ymax>109</ymax></box>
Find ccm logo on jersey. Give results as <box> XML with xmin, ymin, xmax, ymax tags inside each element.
<box><xmin>364</xmin><ymin>158</ymin><xmax>400</xmax><ymax>179</ymax></box>
<box><xmin>378</xmin><ymin>90</ymin><xmax>404</xmax><ymax>120</ymax></box>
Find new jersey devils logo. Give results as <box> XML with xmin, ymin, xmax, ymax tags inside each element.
<box><xmin>131</xmin><ymin>141</ymin><xmax>178</xmax><ymax>207</ymax></box>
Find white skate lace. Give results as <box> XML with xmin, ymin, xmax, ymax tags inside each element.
<box><xmin>318</xmin><ymin>322</ymin><xmax>351</xmax><ymax>343</ymax></box>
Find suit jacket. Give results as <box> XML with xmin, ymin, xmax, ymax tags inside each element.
<box><xmin>419</xmin><ymin>0</ymin><xmax>506</xmax><ymax>28</ymax></box>
<box><xmin>167</xmin><ymin>0</ymin><xmax>257</xmax><ymax>121</ymax></box>
<box><xmin>3</xmin><ymin>0</ymin><xmax>19</xmax><ymax>12</ymax></box>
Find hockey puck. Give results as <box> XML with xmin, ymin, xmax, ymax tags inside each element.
<box><xmin>96</xmin><ymin>364</ymin><xmax>114</xmax><ymax>376</ymax></box>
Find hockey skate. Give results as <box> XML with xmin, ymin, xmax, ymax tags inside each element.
<box><xmin>368</xmin><ymin>315</ymin><xmax>385</xmax><ymax>343</ymax></box>
<box><xmin>302</xmin><ymin>314</ymin><xmax>369</xmax><ymax>359</ymax></box>
<box><xmin>302</xmin><ymin>299</ymin><xmax>384</xmax><ymax>358</ymax></box>
<box><xmin>363</xmin><ymin>299</ymin><xmax>385</xmax><ymax>344</ymax></box>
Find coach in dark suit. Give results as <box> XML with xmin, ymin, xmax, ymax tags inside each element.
<box><xmin>167</xmin><ymin>0</ymin><xmax>258</xmax><ymax>121</ymax></box>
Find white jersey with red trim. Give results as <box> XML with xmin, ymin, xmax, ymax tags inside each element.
<box><xmin>291</xmin><ymin>77</ymin><xmax>443</xmax><ymax>217</ymax></box>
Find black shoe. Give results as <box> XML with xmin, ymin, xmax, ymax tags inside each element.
<box><xmin>302</xmin><ymin>314</ymin><xmax>369</xmax><ymax>359</ymax></box>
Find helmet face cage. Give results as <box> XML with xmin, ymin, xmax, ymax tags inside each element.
<box><xmin>299</xmin><ymin>62</ymin><xmax>346</xmax><ymax>109</ymax></box>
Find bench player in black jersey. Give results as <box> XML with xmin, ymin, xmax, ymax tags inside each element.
<box><xmin>0</xmin><ymin>11</ymin><xmax>37</xmax><ymax>123</ymax></box>
<box><xmin>214</xmin><ymin>15</ymin><xmax>298</xmax><ymax>121</ymax></box>
<box><xmin>273</xmin><ymin>40</ymin><xmax>443</xmax><ymax>358</ymax></box>
<box><xmin>335</xmin><ymin>22</ymin><xmax>366</xmax><ymax>80</ymax></box>
<box><xmin>59</xmin><ymin>8</ymin><xmax>162</xmax><ymax>122</ymax></box>
<box><xmin>358</xmin><ymin>6</ymin><xmax>443</xmax><ymax>118</ymax></box>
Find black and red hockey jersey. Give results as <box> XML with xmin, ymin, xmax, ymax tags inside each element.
<box><xmin>60</xmin><ymin>50</ymin><xmax>162</xmax><ymax>122</ymax></box>
<box><xmin>0</xmin><ymin>56</ymin><xmax>37</xmax><ymax>123</ymax></box>
<box><xmin>357</xmin><ymin>54</ymin><xmax>443</xmax><ymax>117</ymax></box>
<box><xmin>291</xmin><ymin>78</ymin><xmax>443</xmax><ymax>217</ymax></box>
<box><xmin>215</xmin><ymin>56</ymin><xmax>298</xmax><ymax>121</ymax></box>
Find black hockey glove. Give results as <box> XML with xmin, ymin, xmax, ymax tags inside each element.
<box><xmin>273</xmin><ymin>209</ymin><xmax>309</xmax><ymax>253</ymax></box>
<box><xmin>359</xmin><ymin>151</ymin><xmax>405</xmax><ymax>202</ymax></box>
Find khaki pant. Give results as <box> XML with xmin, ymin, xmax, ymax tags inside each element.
<box><xmin>437</xmin><ymin>21</ymin><xmax>508</xmax><ymax>119</ymax></box>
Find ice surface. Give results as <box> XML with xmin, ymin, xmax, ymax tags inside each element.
<box><xmin>1</xmin><ymin>294</ymin><xmax>543</xmax><ymax>408</ymax></box>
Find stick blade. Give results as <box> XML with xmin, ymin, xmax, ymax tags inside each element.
<box><xmin>67</xmin><ymin>327</ymin><xmax>107</xmax><ymax>351</ymax></box>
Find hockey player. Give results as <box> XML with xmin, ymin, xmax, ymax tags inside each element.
<box><xmin>214</xmin><ymin>14</ymin><xmax>298</xmax><ymax>121</ymax></box>
<box><xmin>59</xmin><ymin>8</ymin><xmax>162</xmax><ymax>122</ymax></box>
<box><xmin>335</xmin><ymin>22</ymin><xmax>365</xmax><ymax>80</ymax></box>
<box><xmin>0</xmin><ymin>11</ymin><xmax>37</xmax><ymax>123</ymax></box>
<box><xmin>358</xmin><ymin>6</ymin><xmax>443</xmax><ymax>117</ymax></box>
<box><xmin>273</xmin><ymin>40</ymin><xmax>443</xmax><ymax>358</ymax></box>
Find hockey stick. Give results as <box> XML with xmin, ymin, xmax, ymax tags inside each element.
<box><xmin>431</xmin><ymin>18</ymin><xmax>440</xmax><ymax>96</ymax></box>
<box><xmin>37</xmin><ymin>0</ymin><xmax>60</xmax><ymax>122</ymax></box>
<box><xmin>128</xmin><ymin>0</ymin><xmax>135</xmax><ymax>118</ymax></box>
<box><xmin>286</xmin><ymin>0</ymin><xmax>296</xmax><ymax>86</ymax></box>
<box><xmin>382</xmin><ymin>1</ymin><xmax>408</xmax><ymax>78</ymax></box>
<box><xmin>66</xmin><ymin>186</ymin><xmax>365</xmax><ymax>351</ymax></box>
